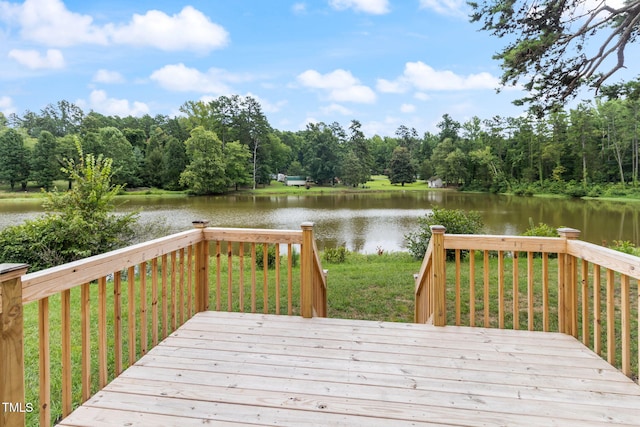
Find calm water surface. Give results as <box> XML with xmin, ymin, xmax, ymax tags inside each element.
<box><xmin>1</xmin><ymin>191</ymin><xmax>639</xmax><ymax>253</ymax></box>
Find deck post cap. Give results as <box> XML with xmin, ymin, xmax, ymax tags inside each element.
<box><xmin>0</xmin><ymin>263</ymin><xmax>29</xmax><ymax>280</ymax></box>
<box><xmin>192</xmin><ymin>220</ymin><xmax>210</xmax><ymax>229</ymax></box>
<box><xmin>430</xmin><ymin>225</ymin><xmax>446</xmax><ymax>233</ymax></box>
<box><xmin>557</xmin><ymin>227</ymin><xmax>581</xmax><ymax>239</ymax></box>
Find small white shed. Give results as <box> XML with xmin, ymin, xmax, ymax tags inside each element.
<box><xmin>427</xmin><ymin>176</ymin><xmax>443</xmax><ymax>188</ymax></box>
<box><xmin>285</xmin><ymin>176</ymin><xmax>307</xmax><ymax>186</ymax></box>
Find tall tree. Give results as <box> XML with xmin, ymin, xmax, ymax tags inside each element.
<box><xmin>470</xmin><ymin>0</ymin><xmax>640</xmax><ymax>111</ymax></box>
<box><xmin>180</xmin><ymin>127</ymin><xmax>227</xmax><ymax>195</ymax></box>
<box><xmin>223</xmin><ymin>140</ymin><xmax>252</xmax><ymax>190</ymax></box>
<box><xmin>302</xmin><ymin>122</ymin><xmax>342</xmax><ymax>185</ymax></box>
<box><xmin>31</xmin><ymin>130</ymin><xmax>59</xmax><ymax>190</ymax></box>
<box><xmin>344</xmin><ymin>120</ymin><xmax>373</xmax><ymax>186</ymax></box>
<box><xmin>0</xmin><ymin>128</ymin><xmax>30</xmax><ymax>190</ymax></box>
<box><xmin>388</xmin><ymin>146</ymin><xmax>416</xmax><ymax>186</ymax></box>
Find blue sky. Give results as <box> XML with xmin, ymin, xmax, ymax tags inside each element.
<box><xmin>0</xmin><ymin>0</ymin><xmax>636</xmax><ymax>136</ymax></box>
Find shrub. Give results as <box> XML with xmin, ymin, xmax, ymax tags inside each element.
<box><xmin>323</xmin><ymin>246</ymin><xmax>349</xmax><ymax>263</ymax></box>
<box><xmin>610</xmin><ymin>240</ymin><xmax>640</xmax><ymax>256</ymax></box>
<box><xmin>522</xmin><ymin>219</ymin><xmax>559</xmax><ymax>238</ymax></box>
<box><xmin>256</xmin><ymin>245</ymin><xmax>279</xmax><ymax>269</ymax></box>
<box><xmin>0</xmin><ymin>142</ymin><xmax>138</xmax><ymax>271</ymax></box>
<box><xmin>404</xmin><ymin>207</ymin><xmax>484</xmax><ymax>260</ymax></box>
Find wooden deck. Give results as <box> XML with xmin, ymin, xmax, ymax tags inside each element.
<box><xmin>58</xmin><ymin>312</ymin><xmax>640</xmax><ymax>426</ymax></box>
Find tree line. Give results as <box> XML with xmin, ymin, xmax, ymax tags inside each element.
<box><xmin>1</xmin><ymin>79</ymin><xmax>639</xmax><ymax>196</ymax></box>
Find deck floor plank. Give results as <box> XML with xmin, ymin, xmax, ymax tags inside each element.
<box><xmin>58</xmin><ymin>312</ymin><xmax>640</xmax><ymax>426</ymax></box>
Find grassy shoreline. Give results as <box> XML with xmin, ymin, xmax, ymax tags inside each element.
<box><xmin>3</xmin><ymin>175</ymin><xmax>640</xmax><ymax>203</ymax></box>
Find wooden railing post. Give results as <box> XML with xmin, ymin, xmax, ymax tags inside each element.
<box><xmin>558</xmin><ymin>228</ymin><xmax>581</xmax><ymax>337</ymax></box>
<box><xmin>300</xmin><ymin>222</ymin><xmax>314</xmax><ymax>318</ymax></box>
<box><xmin>0</xmin><ymin>263</ymin><xmax>29</xmax><ymax>427</ymax></box>
<box><xmin>193</xmin><ymin>221</ymin><xmax>210</xmax><ymax>313</ymax></box>
<box><xmin>431</xmin><ymin>226</ymin><xmax>447</xmax><ymax>326</ymax></box>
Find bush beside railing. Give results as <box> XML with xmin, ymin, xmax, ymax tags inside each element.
<box><xmin>0</xmin><ymin>222</ymin><xmax>326</xmax><ymax>427</ymax></box>
<box><xmin>415</xmin><ymin>226</ymin><xmax>640</xmax><ymax>383</ymax></box>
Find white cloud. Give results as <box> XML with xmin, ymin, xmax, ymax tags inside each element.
<box><xmin>93</xmin><ymin>69</ymin><xmax>125</xmax><ymax>84</ymax></box>
<box><xmin>79</xmin><ymin>89</ymin><xmax>149</xmax><ymax>117</ymax></box>
<box><xmin>150</xmin><ymin>63</ymin><xmax>235</xmax><ymax>94</ymax></box>
<box><xmin>414</xmin><ymin>92</ymin><xmax>431</xmax><ymax>101</ymax></box>
<box><xmin>244</xmin><ymin>92</ymin><xmax>287</xmax><ymax>113</ymax></box>
<box><xmin>419</xmin><ymin>0</ymin><xmax>468</xmax><ymax>18</ymax></box>
<box><xmin>0</xmin><ymin>96</ymin><xmax>16</xmax><ymax>116</ymax></box>
<box><xmin>400</xmin><ymin>103</ymin><xmax>416</xmax><ymax>113</ymax></box>
<box><xmin>292</xmin><ymin>3</ymin><xmax>307</xmax><ymax>14</ymax></box>
<box><xmin>329</xmin><ymin>0</ymin><xmax>390</xmax><ymax>14</ymax></box>
<box><xmin>321</xmin><ymin>103</ymin><xmax>353</xmax><ymax>115</ymax></box>
<box><xmin>297</xmin><ymin>69</ymin><xmax>376</xmax><ymax>103</ymax></box>
<box><xmin>376</xmin><ymin>78</ymin><xmax>409</xmax><ymax>94</ymax></box>
<box><xmin>0</xmin><ymin>0</ymin><xmax>228</xmax><ymax>53</ymax></box>
<box><xmin>379</xmin><ymin>61</ymin><xmax>500</xmax><ymax>93</ymax></box>
<box><xmin>1</xmin><ymin>0</ymin><xmax>108</xmax><ymax>46</ymax></box>
<box><xmin>8</xmin><ymin>48</ymin><xmax>65</xmax><ymax>69</ymax></box>
<box><xmin>107</xmin><ymin>6</ymin><xmax>229</xmax><ymax>53</ymax></box>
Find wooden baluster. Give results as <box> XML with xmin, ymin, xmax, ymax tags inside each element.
<box><xmin>178</xmin><ymin>250</ymin><xmax>185</xmax><ymax>325</ymax></box>
<box><xmin>469</xmin><ymin>250</ymin><xmax>475</xmax><ymax>327</ymax></box>
<box><xmin>161</xmin><ymin>254</ymin><xmax>168</xmax><ymax>339</ymax></box>
<box><xmin>483</xmin><ymin>250</ymin><xmax>490</xmax><ymax>328</ymax></box>
<box><xmin>98</xmin><ymin>276</ymin><xmax>107</xmax><ymax>387</ymax></box>
<box><xmin>187</xmin><ymin>245</ymin><xmax>193</xmax><ymax>318</ymax></box>
<box><xmin>227</xmin><ymin>242</ymin><xmax>233</xmax><ymax>312</ymax></box>
<box><xmin>620</xmin><ymin>274</ymin><xmax>630</xmax><ymax>376</ymax></box>
<box><xmin>215</xmin><ymin>241</ymin><xmax>222</xmax><ymax>311</ymax></box>
<box><xmin>39</xmin><ymin>296</ymin><xmax>50</xmax><ymax>427</ymax></box>
<box><xmin>239</xmin><ymin>242</ymin><xmax>245</xmax><ymax>312</ymax></box>
<box><xmin>140</xmin><ymin>261</ymin><xmax>148</xmax><ymax>356</ymax></box>
<box><xmin>0</xmin><ymin>263</ymin><xmax>28</xmax><ymax>427</ymax></box>
<box><xmin>512</xmin><ymin>251</ymin><xmax>519</xmax><ymax>330</ymax></box>
<box><xmin>606</xmin><ymin>269</ymin><xmax>615</xmax><ymax>365</ymax></box>
<box><xmin>287</xmin><ymin>243</ymin><xmax>293</xmax><ymax>315</ymax></box>
<box><xmin>151</xmin><ymin>258</ymin><xmax>159</xmax><ymax>347</ymax></box>
<box><xmin>497</xmin><ymin>251</ymin><xmax>504</xmax><ymax>329</ymax></box>
<box><xmin>251</xmin><ymin>243</ymin><xmax>257</xmax><ymax>313</ymax></box>
<box><xmin>128</xmin><ymin>266</ymin><xmax>136</xmax><ymax>366</ymax></box>
<box><xmin>171</xmin><ymin>251</ymin><xmax>177</xmax><ymax>331</ymax></box>
<box><xmin>527</xmin><ymin>252</ymin><xmax>534</xmax><ymax>331</ymax></box>
<box><xmin>593</xmin><ymin>265</ymin><xmax>602</xmax><ymax>356</ymax></box>
<box><xmin>542</xmin><ymin>253</ymin><xmax>549</xmax><ymax>332</ymax></box>
<box><xmin>114</xmin><ymin>272</ymin><xmax>123</xmax><ymax>375</ymax></box>
<box><xmin>581</xmin><ymin>260</ymin><xmax>590</xmax><ymax>346</ymax></box>
<box><xmin>455</xmin><ymin>250</ymin><xmax>461</xmax><ymax>326</ymax></box>
<box><xmin>81</xmin><ymin>282</ymin><xmax>91</xmax><ymax>401</ymax></box>
<box><xmin>263</xmin><ymin>243</ymin><xmax>269</xmax><ymax>314</ymax></box>
<box><xmin>61</xmin><ymin>288</ymin><xmax>72</xmax><ymax>416</ymax></box>
<box><xmin>276</xmin><ymin>244</ymin><xmax>281</xmax><ymax>315</ymax></box>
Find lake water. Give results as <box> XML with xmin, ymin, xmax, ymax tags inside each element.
<box><xmin>1</xmin><ymin>191</ymin><xmax>639</xmax><ymax>253</ymax></box>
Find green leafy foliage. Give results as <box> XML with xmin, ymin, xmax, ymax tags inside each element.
<box><xmin>405</xmin><ymin>208</ymin><xmax>484</xmax><ymax>260</ymax></box>
<box><xmin>610</xmin><ymin>240</ymin><xmax>640</xmax><ymax>257</ymax></box>
<box><xmin>256</xmin><ymin>245</ymin><xmax>279</xmax><ymax>269</ymax></box>
<box><xmin>0</xmin><ymin>141</ymin><xmax>138</xmax><ymax>270</ymax></box>
<box><xmin>323</xmin><ymin>246</ymin><xmax>349</xmax><ymax>264</ymax></box>
<box><xmin>522</xmin><ymin>219</ymin><xmax>559</xmax><ymax>238</ymax></box>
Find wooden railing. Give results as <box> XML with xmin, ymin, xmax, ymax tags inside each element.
<box><xmin>415</xmin><ymin>225</ymin><xmax>640</xmax><ymax>383</ymax></box>
<box><xmin>0</xmin><ymin>222</ymin><xmax>327</xmax><ymax>427</ymax></box>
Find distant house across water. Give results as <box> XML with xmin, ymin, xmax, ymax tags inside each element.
<box><xmin>427</xmin><ymin>176</ymin><xmax>443</xmax><ymax>188</ymax></box>
<box><xmin>284</xmin><ymin>176</ymin><xmax>307</xmax><ymax>187</ymax></box>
